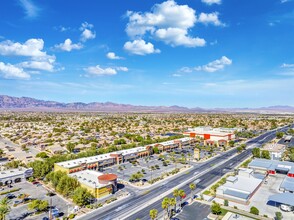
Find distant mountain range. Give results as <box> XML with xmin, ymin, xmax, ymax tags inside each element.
<box><xmin>0</xmin><ymin>95</ymin><xmax>294</xmax><ymax>113</ymax></box>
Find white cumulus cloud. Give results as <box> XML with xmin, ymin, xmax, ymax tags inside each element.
<box><xmin>0</xmin><ymin>38</ymin><xmax>47</xmax><ymax>57</ymax></box>
<box><xmin>195</xmin><ymin>56</ymin><xmax>232</xmax><ymax>72</ymax></box>
<box><xmin>0</xmin><ymin>62</ymin><xmax>30</xmax><ymax>79</ymax></box>
<box><xmin>18</xmin><ymin>57</ymin><xmax>55</xmax><ymax>72</ymax></box>
<box><xmin>201</xmin><ymin>0</ymin><xmax>221</xmax><ymax>5</ymax></box>
<box><xmin>54</xmin><ymin>39</ymin><xmax>83</xmax><ymax>52</ymax></box>
<box><xmin>80</xmin><ymin>22</ymin><xmax>96</xmax><ymax>42</ymax></box>
<box><xmin>84</xmin><ymin>65</ymin><xmax>128</xmax><ymax>76</ymax></box>
<box><xmin>124</xmin><ymin>39</ymin><xmax>160</xmax><ymax>55</ymax></box>
<box><xmin>125</xmin><ymin>0</ymin><xmax>205</xmax><ymax>48</ymax></box>
<box><xmin>106</xmin><ymin>52</ymin><xmax>123</xmax><ymax>60</ymax></box>
<box><xmin>0</xmin><ymin>38</ymin><xmax>57</xmax><ymax>73</ymax></box>
<box><xmin>85</xmin><ymin>65</ymin><xmax>117</xmax><ymax>76</ymax></box>
<box><xmin>198</xmin><ymin>12</ymin><xmax>225</xmax><ymax>26</ymax></box>
<box><xmin>155</xmin><ymin>28</ymin><xmax>205</xmax><ymax>47</ymax></box>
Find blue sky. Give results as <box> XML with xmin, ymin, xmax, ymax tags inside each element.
<box><xmin>0</xmin><ymin>0</ymin><xmax>293</xmax><ymax>108</ymax></box>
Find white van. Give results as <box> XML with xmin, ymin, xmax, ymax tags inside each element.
<box><xmin>280</xmin><ymin>204</ymin><xmax>293</xmax><ymax>212</ymax></box>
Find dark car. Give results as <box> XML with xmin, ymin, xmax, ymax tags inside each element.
<box><xmin>5</xmin><ymin>194</ymin><xmax>15</xmax><ymax>199</ymax></box>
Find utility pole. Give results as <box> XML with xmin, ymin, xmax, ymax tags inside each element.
<box><xmin>49</xmin><ymin>197</ymin><xmax>52</xmax><ymax>220</ymax></box>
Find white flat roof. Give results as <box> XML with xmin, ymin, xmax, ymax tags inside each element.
<box><xmin>56</xmin><ymin>153</ymin><xmax>113</xmax><ymax>169</ymax></box>
<box><xmin>113</xmin><ymin>146</ymin><xmax>147</xmax><ymax>156</ymax></box>
<box><xmin>186</xmin><ymin>130</ymin><xmax>233</xmax><ymax>136</ymax></box>
<box><xmin>219</xmin><ymin>175</ymin><xmax>262</xmax><ymax>194</ymax></box>
<box><xmin>0</xmin><ymin>168</ymin><xmax>32</xmax><ymax>179</ymax></box>
<box><xmin>69</xmin><ymin>170</ymin><xmax>108</xmax><ymax>188</ymax></box>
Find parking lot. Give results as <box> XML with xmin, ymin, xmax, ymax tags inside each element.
<box><xmin>0</xmin><ymin>181</ymin><xmax>73</xmax><ymax>220</ymax></box>
<box><xmin>175</xmin><ymin>201</ymin><xmax>210</xmax><ymax>220</ymax></box>
<box><xmin>104</xmin><ymin>153</ymin><xmax>188</xmax><ymax>183</ymax></box>
<box><xmin>221</xmin><ymin>174</ymin><xmax>294</xmax><ymax>219</ymax></box>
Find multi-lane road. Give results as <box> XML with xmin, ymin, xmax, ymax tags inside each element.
<box><xmin>81</xmin><ymin>125</ymin><xmax>292</xmax><ymax>220</ymax></box>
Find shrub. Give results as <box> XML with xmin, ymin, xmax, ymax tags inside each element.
<box><xmin>68</xmin><ymin>214</ymin><xmax>76</xmax><ymax>219</ymax></box>
<box><xmin>224</xmin><ymin>199</ymin><xmax>229</xmax><ymax>206</ymax></box>
<box><xmin>211</xmin><ymin>202</ymin><xmax>221</xmax><ymax>215</ymax></box>
<box><xmin>250</xmin><ymin>206</ymin><xmax>259</xmax><ymax>215</ymax></box>
<box><xmin>275</xmin><ymin>212</ymin><xmax>283</xmax><ymax>220</ymax></box>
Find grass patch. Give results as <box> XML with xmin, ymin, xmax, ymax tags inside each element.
<box><xmin>220</xmin><ymin>208</ymin><xmax>228</xmax><ymax>216</ymax></box>
<box><xmin>203</xmin><ymin>190</ymin><xmax>210</xmax><ymax>195</ymax></box>
<box><xmin>221</xmin><ymin>208</ymin><xmax>259</xmax><ymax>220</ymax></box>
<box><xmin>0</xmin><ymin>188</ymin><xmax>21</xmax><ymax>195</ymax></box>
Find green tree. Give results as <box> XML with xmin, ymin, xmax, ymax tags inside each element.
<box><xmin>0</xmin><ymin>198</ymin><xmax>10</xmax><ymax>220</ymax></box>
<box><xmin>56</xmin><ymin>175</ymin><xmax>80</xmax><ymax>197</ymax></box>
<box><xmin>178</xmin><ymin>189</ymin><xmax>185</xmax><ymax>209</ymax></box>
<box><xmin>66</xmin><ymin>142</ymin><xmax>75</xmax><ymax>153</ymax></box>
<box><xmin>153</xmin><ymin>146</ymin><xmax>159</xmax><ymax>154</ymax></box>
<box><xmin>36</xmin><ymin>152</ymin><xmax>48</xmax><ymax>158</ymax></box>
<box><xmin>28</xmin><ymin>200</ymin><xmax>48</xmax><ymax>212</ymax></box>
<box><xmin>72</xmin><ymin>187</ymin><xmax>94</xmax><ymax>206</ymax></box>
<box><xmin>275</xmin><ymin>211</ymin><xmax>283</xmax><ymax>220</ymax></box>
<box><xmin>173</xmin><ymin>189</ymin><xmax>179</xmax><ymax>212</ymax></box>
<box><xmin>189</xmin><ymin>183</ymin><xmax>196</xmax><ymax>201</ymax></box>
<box><xmin>149</xmin><ymin>209</ymin><xmax>158</xmax><ymax>220</ymax></box>
<box><xmin>161</xmin><ymin>197</ymin><xmax>170</xmax><ymax>219</ymax></box>
<box><xmin>4</xmin><ymin>160</ymin><xmax>22</xmax><ymax>169</ymax></box>
<box><xmin>237</xmin><ymin>146</ymin><xmax>243</xmax><ymax>153</ymax></box>
<box><xmin>276</xmin><ymin>132</ymin><xmax>284</xmax><ymax>139</ymax></box>
<box><xmin>211</xmin><ymin>202</ymin><xmax>221</xmax><ymax>215</ymax></box>
<box><xmin>289</xmin><ymin>153</ymin><xmax>294</xmax><ymax>162</ymax></box>
<box><xmin>46</xmin><ymin>171</ymin><xmax>66</xmax><ymax>190</ymax></box>
<box><xmin>169</xmin><ymin>198</ymin><xmax>176</xmax><ymax>217</ymax></box>
<box><xmin>252</xmin><ymin>148</ymin><xmax>261</xmax><ymax>158</ymax></box>
<box><xmin>38</xmin><ymin>200</ymin><xmax>49</xmax><ymax>212</ymax></box>
<box><xmin>224</xmin><ymin>199</ymin><xmax>229</xmax><ymax>206</ymax></box>
<box><xmin>28</xmin><ymin>160</ymin><xmax>52</xmax><ymax>179</ymax></box>
<box><xmin>261</xmin><ymin>150</ymin><xmax>271</xmax><ymax>159</ymax></box>
<box><xmin>229</xmin><ymin>140</ymin><xmax>235</xmax><ymax>147</ymax></box>
<box><xmin>250</xmin><ymin>206</ymin><xmax>259</xmax><ymax>215</ymax></box>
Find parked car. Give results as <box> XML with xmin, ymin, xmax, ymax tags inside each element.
<box><xmin>280</xmin><ymin>204</ymin><xmax>293</xmax><ymax>212</ymax></box>
<box><xmin>52</xmin><ymin>208</ymin><xmax>59</xmax><ymax>217</ymax></box>
<box><xmin>32</xmin><ymin>181</ymin><xmax>39</xmax><ymax>185</ymax></box>
<box><xmin>14</xmin><ymin>200</ymin><xmax>21</xmax><ymax>205</ymax></box>
<box><xmin>5</xmin><ymin>194</ymin><xmax>15</xmax><ymax>199</ymax></box>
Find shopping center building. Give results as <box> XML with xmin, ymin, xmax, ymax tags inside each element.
<box><xmin>69</xmin><ymin>170</ymin><xmax>118</xmax><ymax>198</ymax></box>
<box><xmin>0</xmin><ymin>167</ymin><xmax>33</xmax><ymax>186</ymax></box>
<box><xmin>54</xmin><ymin>137</ymin><xmax>194</xmax><ymax>174</ymax></box>
<box><xmin>184</xmin><ymin>126</ymin><xmax>236</xmax><ymax>146</ymax></box>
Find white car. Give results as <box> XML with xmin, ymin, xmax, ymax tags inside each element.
<box><xmin>280</xmin><ymin>204</ymin><xmax>293</xmax><ymax>212</ymax></box>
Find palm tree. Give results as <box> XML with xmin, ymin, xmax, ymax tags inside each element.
<box><xmin>173</xmin><ymin>189</ymin><xmax>179</xmax><ymax>212</ymax></box>
<box><xmin>149</xmin><ymin>209</ymin><xmax>158</xmax><ymax>220</ymax></box>
<box><xmin>161</xmin><ymin>197</ymin><xmax>170</xmax><ymax>220</ymax></box>
<box><xmin>189</xmin><ymin>183</ymin><xmax>196</xmax><ymax>202</ymax></box>
<box><xmin>169</xmin><ymin>152</ymin><xmax>177</xmax><ymax>169</ymax></box>
<box><xmin>169</xmin><ymin>198</ymin><xmax>176</xmax><ymax>217</ymax></box>
<box><xmin>187</xmin><ymin>152</ymin><xmax>192</xmax><ymax>165</ymax></box>
<box><xmin>0</xmin><ymin>198</ymin><xmax>10</xmax><ymax>220</ymax></box>
<box><xmin>178</xmin><ymin>189</ymin><xmax>185</xmax><ymax>210</ymax></box>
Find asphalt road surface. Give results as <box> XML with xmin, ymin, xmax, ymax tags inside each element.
<box><xmin>81</xmin><ymin>125</ymin><xmax>291</xmax><ymax>220</ymax></box>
